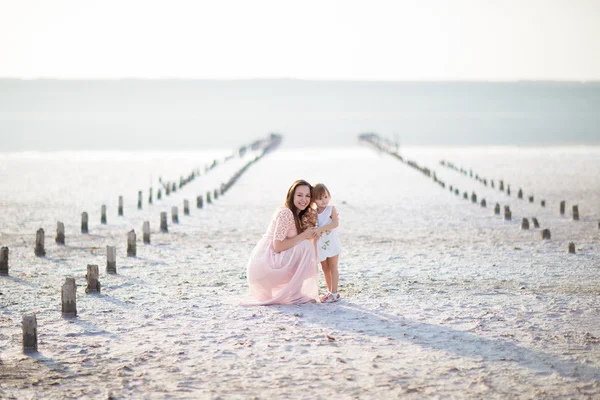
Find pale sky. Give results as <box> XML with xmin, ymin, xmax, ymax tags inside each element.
<box><xmin>0</xmin><ymin>0</ymin><xmax>599</xmax><ymax>81</ymax></box>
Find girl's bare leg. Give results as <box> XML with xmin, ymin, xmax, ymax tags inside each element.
<box><xmin>328</xmin><ymin>255</ymin><xmax>339</xmax><ymax>293</ymax></box>
<box><xmin>320</xmin><ymin>259</ymin><xmax>332</xmax><ymax>292</ymax></box>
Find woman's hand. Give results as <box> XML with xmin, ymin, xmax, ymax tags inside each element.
<box><xmin>301</xmin><ymin>227</ymin><xmax>318</xmax><ymax>240</ymax></box>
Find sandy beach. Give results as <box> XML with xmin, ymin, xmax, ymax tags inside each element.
<box><xmin>1</xmin><ymin>144</ymin><xmax>599</xmax><ymax>399</ymax></box>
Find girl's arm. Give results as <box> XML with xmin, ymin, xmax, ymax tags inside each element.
<box><xmin>316</xmin><ymin>206</ymin><xmax>339</xmax><ymax>234</ymax></box>
<box><xmin>273</xmin><ymin>227</ymin><xmax>316</xmax><ymax>253</ymax></box>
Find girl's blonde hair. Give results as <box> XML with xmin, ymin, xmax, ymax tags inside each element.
<box><xmin>312</xmin><ymin>183</ymin><xmax>331</xmax><ymax>200</ymax></box>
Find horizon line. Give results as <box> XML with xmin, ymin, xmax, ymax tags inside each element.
<box><xmin>3</xmin><ymin>143</ymin><xmax>600</xmax><ymax>153</ymax></box>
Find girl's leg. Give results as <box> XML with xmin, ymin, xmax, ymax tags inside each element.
<box><xmin>320</xmin><ymin>259</ymin><xmax>332</xmax><ymax>293</ymax></box>
<box><xmin>328</xmin><ymin>255</ymin><xmax>339</xmax><ymax>293</ymax></box>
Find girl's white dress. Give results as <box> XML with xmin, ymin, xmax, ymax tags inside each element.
<box><xmin>316</xmin><ymin>205</ymin><xmax>342</xmax><ymax>262</ymax></box>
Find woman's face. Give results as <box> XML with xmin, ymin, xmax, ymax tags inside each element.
<box><xmin>293</xmin><ymin>185</ymin><xmax>311</xmax><ymax>211</ymax></box>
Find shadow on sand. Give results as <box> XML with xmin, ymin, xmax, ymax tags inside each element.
<box><xmin>1</xmin><ymin>275</ymin><xmax>37</xmax><ymax>287</ymax></box>
<box><xmin>278</xmin><ymin>301</ymin><xmax>599</xmax><ymax>382</ymax></box>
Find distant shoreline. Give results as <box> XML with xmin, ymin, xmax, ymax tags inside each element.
<box><xmin>2</xmin><ymin>144</ymin><xmax>600</xmax><ymax>156</ymax></box>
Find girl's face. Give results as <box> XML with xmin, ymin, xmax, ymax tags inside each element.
<box><xmin>314</xmin><ymin>193</ymin><xmax>330</xmax><ymax>209</ymax></box>
<box><xmin>293</xmin><ymin>185</ymin><xmax>311</xmax><ymax>211</ymax></box>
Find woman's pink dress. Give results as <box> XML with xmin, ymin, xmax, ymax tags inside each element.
<box><xmin>242</xmin><ymin>207</ymin><xmax>319</xmax><ymax>305</ymax></box>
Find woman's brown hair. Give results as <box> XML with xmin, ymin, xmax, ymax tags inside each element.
<box><xmin>284</xmin><ymin>179</ymin><xmax>313</xmax><ymax>233</ymax></box>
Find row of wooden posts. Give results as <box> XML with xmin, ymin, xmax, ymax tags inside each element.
<box><xmin>439</xmin><ymin>159</ymin><xmax>585</xmax><ymax>222</ymax></box>
<box><xmin>439</xmin><ymin>169</ymin><xmax>580</xmax><ymax>253</ymax></box>
<box><xmin>3</xmin><ymin>143</ymin><xmax>277</xmax><ymax>275</ymax></box>
<box><xmin>5</xmin><ymin>134</ymin><xmax>283</xmax><ymax>275</ymax></box>
<box><xmin>359</xmin><ymin>133</ymin><xmax>586</xmax><ymax>254</ymax></box>
<box><xmin>5</xmin><ymin>134</ymin><xmax>285</xmax><ymax>352</ymax></box>
<box><xmin>449</xmin><ymin>187</ymin><xmax>576</xmax><ymax>253</ymax></box>
<box><xmin>1</xmin><ymin>195</ymin><xmax>211</xmax><ymax>275</ymax></box>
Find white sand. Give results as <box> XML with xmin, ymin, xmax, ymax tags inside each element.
<box><xmin>1</xmin><ymin>145</ymin><xmax>599</xmax><ymax>399</ymax></box>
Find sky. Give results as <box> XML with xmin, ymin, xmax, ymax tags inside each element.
<box><xmin>1</xmin><ymin>0</ymin><xmax>599</xmax><ymax>81</ymax></box>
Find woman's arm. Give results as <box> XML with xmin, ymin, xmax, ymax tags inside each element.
<box><xmin>316</xmin><ymin>206</ymin><xmax>339</xmax><ymax>234</ymax></box>
<box><xmin>273</xmin><ymin>228</ymin><xmax>316</xmax><ymax>253</ymax></box>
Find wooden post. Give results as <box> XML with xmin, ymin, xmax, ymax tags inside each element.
<box><xmin>118</xmin><ymin>196</ymin><xmax>124</xmax><ymax>216</ymax></box>
<box><xmin>148</xmin><ymin>188</ymin><xmax>153</xmax><ymax>205</ymax></box>
<box><xmin>572</xmin><ymin>205</ymin><xmax>579</xmax><ymax>221</ymax></box>
<box><xmin>499</xmin><ymin>180</ymin><xmax>504</xmax><ymax>191</ymax></box>
<box><xmin>480</xmin><ymin>199</ymin><xmax>486</xmax><ymax>208</ymax></box>
<box><xmin>483</xmin><ymin>179</ymin><xmax>487</xmax><ymax>186</ymax></box>
<box><xmin>56</xmin><ymin>222</ymin><xmax>65</xmax><ymax>245</ymax></box>
<box><xmin>166</xmin><ymin>183</ymin><xmax>171</xmax><ymax>196</ymax></box>
<box><xmin>520</xmin><ymin>218</ymin><xmax>529</xmax><ymax>230</ymax></box>
<box><xmin>214</xmin><ymin>189</ymin><xmax>219</xmax><ymax>200</ymax></box>
<box><xmin>101</xmin><ymin>205</ymin><xmax>107</xmax><ymax>224</ymax></box>
<box><xmin>220</xmin><ymin>183</ymin><xmax>226</xmax><ymax>195</ymax></box>
<box><xmin>143</xmin><ymin>221</ymin><xmax>150</xmax><ymax>244</ymax></box>
<box><xmin>491</xmin><ymin>180</ymin><xmax>494</xmax><ymax>189</ymax></box>
<box><xmin>81</xmin><ymin>212</ymin><xmax>89</xmax><ymax>234</ymax></box>
<box><xmin>454</xmin><ymin>189</ymin><xmax>459</xmax><ymax>196</ymax></box>
<box><xmin>160</xmin><ymin>212</ymin><xmax>168</xmax><ymax>232</ymax></box>
<box><xmin>471</xmin><ymin>192</ymin><xmax>477</xmax><ymax>203</ymax></box>
<box><xmin>184</xmin><ymin>200</ymin><xmax>190</xmax><ymax>216</ymax></box>
<box><xmin>172</xmin><ymin>207</ymin><xmax>179</xmax><ymax>223</ymax></box>
<box><xmin>567</xmin><ymin>242</ymin><xmax>576</xmax><ymax>254</ymax></box>
<box><xmin>507</xmin><ymin>185</ymin><xmax>511</xmax><ymax>196</ymax></box>
<box><xmin>494</xmin><ymin>203</ymin><xmax>500</xmax><ymax>215</ymax></box>
<box><xmin>35</xmin><ymin>228</ymin><xmax>46</xmax><ymax>257</ymax></box>
<box><xmin>61</xmin><ymin>277</ymin><xmax>77</xmax><ymax>316</ymax></box>
<box><xmin>157</xmin><ymin>188</ymin><xmax>162</xmax><ymax>200</ymax></box>
<box><xmin>106</xmin><ymin>246</ymin><xmax>116</xmax><ymax>274</ymax></box>
<box><xmin>138</xmin><ymin>191</ymin><xmax>143</xmax><ymax>210</ymax></box>
<box><xmin>449</xmin><ymin>185</ymin><xmax>453</xmax><ymax>192</ymax></box>
<box><xmin>541</xmin><ymin>229</ymin><xmax>551</xmax><ymax>240</ymax></box>
<box><xmin>85</xmin><ymin>264</ymin><xmax>101</xmax><ymax>293</ymax></box>
<box><xmin>541</xmin><ymin>200</ymin><xmax>546</xmax><ymax>207</ymax></box>
<box><xmin>0</xmin><ymin>247</ymin><xmax>8</xmax><ymax>276</ymax></box>
<box><xmin>207</xmin><ymin>191</ymin><xmax>212</xmax><ymax>204</ymax></box>
<box><xmin>518</xmin><ymin>188</ymin><xmax>523</xmax><ymax>199</ymax></box>
<box><xmin>22</xmin><ymin>314</ymin><xmax>38</xmax><ymax>353</ymax></box>
<box><xmin>532</xmin><ymin>217</ymin><xmax>540</xmax><ymax>228</ymax></box>
<box><xmin>504</xmin><ymin>207</ymin><xmax>511</xmax><ymax>221</ymax></box>
<box><xmin>560</xmin><ymin>200</ymin><xmax>565</xmax><ymax>215</ymax></box>
<box><xmin>463</xmin><ymin>192</ymin><xmax>468</xmax><ymax>200</ymax></box>
<box><xmin>172</xmin><ymin>182</ymin><xmax>177</xmax><ymax>193</ymax></box>
<box><xmin>197</xmin><ymin>195</ymin><xmax>203</xmax><ymax>209</ymax></box>
<box><xmin>127</xmin><ymin>230</ymin><xmax>136</xmax><ymax>257</ymax></box>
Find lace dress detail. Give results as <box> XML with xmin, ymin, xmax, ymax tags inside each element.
<box><xmin>241</xmin><ymin>207</ymin><xmax>319</xmax><ymax>306</ymax></box>
<box><xmin>273</xmin><ymin>208</ymin><xmax>296</xmax><ymax>241</ymax></box>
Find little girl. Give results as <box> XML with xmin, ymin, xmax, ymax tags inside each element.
<box><xmin>313</xmin><ymin>183</ymin><xmax>342</xmax><ymax>303</ymax></box>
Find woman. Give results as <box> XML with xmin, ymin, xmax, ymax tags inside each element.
<box><xmin>241</xmin><ymin>179</ymin><xmax>320</xmax><ymax>305</ymax></box>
